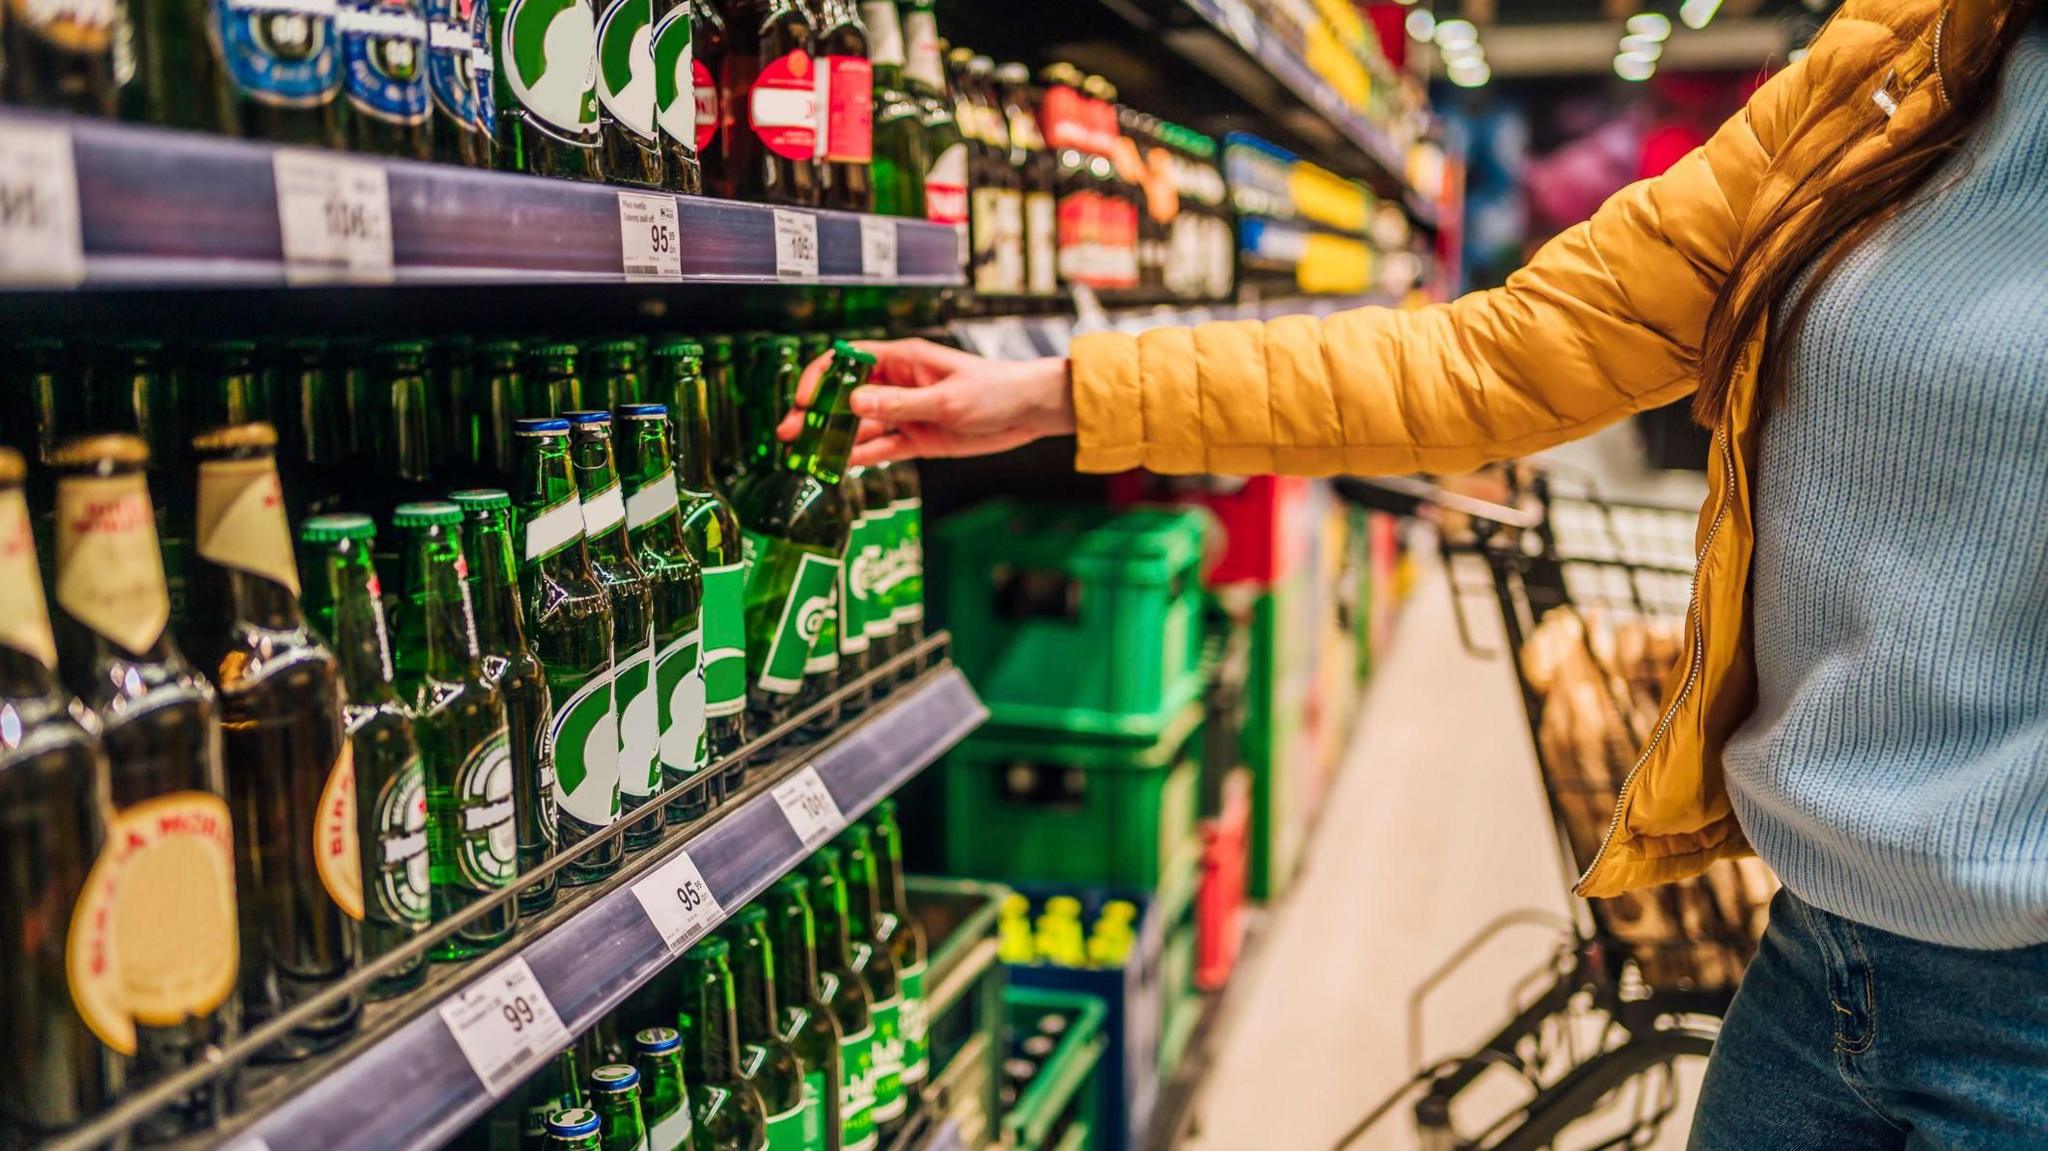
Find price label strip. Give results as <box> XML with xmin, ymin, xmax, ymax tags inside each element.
<box><xmin>773</xmin><ymin>208</ymin><xmax>819</xmax><ymax>280</ymax></box>
<box><xmin>618</xmin><ymin>191</ymin><xmax>682</xmax><ymax>279</ymax></box>
<box><xmin>771</xmin><ymin>765</ymin><xmax>844</xmax><ymax>850</ymax></box>
<box><xmin>0</xmin><ymin>123</ymin><xmax>85</xmax><ymax>286</ymax></box>
<box><xmin>633</xmin><ymin>849</ymin><xmax>726</xmax><ymax>955</ymax></box>
<box><xmin>273</xmin><ymin>150</ymin><xmax>395</xmax><ymax>285</ymax></box>
<box><xmin>858</xmin><ymin>216</ymin><xmax>898</xmax><ymax>280</ymax></box>
<box><xmin>439</xmin><ymin>957</ymin><xmax>572</xmax><ymax>1096</ymax></box>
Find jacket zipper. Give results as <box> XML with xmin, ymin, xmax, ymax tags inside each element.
<box><xmin>1573</xmin><ymin>423</ymin><xmax>1736</xmax><ymax>894</ymax></box>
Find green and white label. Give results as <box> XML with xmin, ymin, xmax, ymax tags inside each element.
<box><xmin>451</xmin><ymin>729</ymin><xmax>517</xmax><ymax>889</ymax></box>
<box><xmin>869</xmin><ymin>993</ymin><xmax>905</xmax><ymax>1122</ymax></box>
<box><xmin>838</xmin><ymin>513</ymin><xmax>873</xmax><ymax>656</ymax></box>
<box><xmin>752</xmin><ymin>544</ymin><xmax>841</xmax><ymax>696</ymax></box>
<box><xmin>700</xmin><ymin>561</ymin><xmax>746</xmax><ymax>717</ymax></box>
<box><xmin>838</xmin><ymin>1023</ymin><xmax>877</xmax><ymax>1151</ymax></box>
<box><xmin>848</xmin><ymin>508</ymin><xmax>899</xmax><ymax>644</ymax></box>
<box><xmin>655</xmin><ymin>626</ymin><xmax>705</xmax><ymax>776</ymax></box>
<box><xmin>523</xmin><ymin>493</ymin><xmax>584</xmax><ymax>562</ymax></box>
<box><xmin>594</xmin><ymin>0</ymin><xmax>655</xmax><ymax>139</ymax></box>
<box><xmin>501</xmin><ymin>0</ymin><xmax>601</xmax><ymax>137</ymax></box>
<box><xmin>800</xmin><ymin>1068</ymin><xmax>828</xmax><ymax>1151</ymax></box>
<box><xmin>803</xmin><ymin>575</ymin><xmax>840</xmax><ymax>677</ymax></box>
<box><xmin>889</xmin><ymin>497</ymin><xmax>924</xmax><ymax>625</ymax></box>
<box><xmin>648</xmin><ymin>1</ymin><xmax>691</xmax><ymax>145</ymax></box>
<box><xmin>372</xmin><ymin>754</ymin><xmax>431</xmax><ymax>923</ymax></box>
<box><xmin>616</xmin><ymin>638</ymin><xmax>660</xmax><ymax>798</ymax></box>
<box><xmin>548</xmin><ymin>670</ymin><xmax>620</xmax><ymax>826</ymax></box>
<box><xmin>624</xmin><ymin>469</ymin><xmax>678</xmax><ymax>530</ymax></box>
<box><xmin>765</xmin><ymin>1100</ymin><xmax>806</xmax><ymax>1151</ymax></box>
<box><xmin>648</xmin><ymin>1099</ymin><xmax>692</xmax><ymax>1151</ymax></box>
<box><xmin>899</xmin><ymin>958</ymin><xmax>929</xmax><ymax>1085</ymax></box>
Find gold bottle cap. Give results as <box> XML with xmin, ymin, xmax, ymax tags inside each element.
<box><xmin>48</xmin><ymin>434</ymin><xmax>150</xmax><ymax>469</ymax></box>
<box><xmin>191</xmin><ymin>422</ymin><xmax>279</xmax><ymax>452</ymax></box>
<box><xmin>0</xmin><ymin>447</ymin><xmax>23</xmax><ymax>484</ymax></box>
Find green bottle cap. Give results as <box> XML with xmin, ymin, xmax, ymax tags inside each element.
<box><xmin>771</xmin><ymin>873</ymin><xmax>811</xmax><ymax>898</ymax></box>
<box><xmin>301</xmin><ymin>513</ymin><xmax>377</xmax><ymax>544</ymax></box>
<box><xmin>449</xmin><ymin>488</ymin><xmax>512</xmax><ymax>510</ymax></box>
<box><xmin>832</xmin><ymin>340</ymin><xmax>877</xmax><ymax>367</ymax></box>
<box><xmin>589</xmin><ymin>1063</ymin><xmax>640</xmax><ymax>1093</ymax></box>
<box><xmin>633</xmin><ymin>1027</ymin><xmax>682</xmax><ymax>1055</ymax></box>
<box><xmin>546</xmin><ymin>1109</ymin><xmax>601</xmax><ymax>1138</ymax></box>
<box><xmin>586</xmin><ymin>337</ymin><xmax>640</xmax><ymax>357</ymax></box>
<box><xmin>651</xmin><ymin>336</ymin><xmax>704</xmax><ymax>359</ymax></box>
<box><xmin>683</xmin><ymin>936</ymin><xmax>730</xmax><ymax>961</ymax></box>
<box><xmin>393</xmin><ymin>501</ymin><xmax>463</xmax><ymax>528</ymax></box>
<box><xmin>728</xmin><ymin>904</ymin><xmax>767</xmax><ymax>925</ymax></box>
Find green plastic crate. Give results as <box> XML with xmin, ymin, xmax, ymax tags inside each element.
<box><xmin>906</xmin><ymin>877</ymin><xmax>1013</xmax><ymax>1150</ymax></box>
<box><xmin>1244</xmin><ymin>571</ymin><xmax>1315</xmax><ymax>899</ymax></box>
<box><xmin>1156</xmin><ymin>917</ymin><xmax>1200</xmax><ymax>1081</ymax></box>
<box><xmin>938</xmin><ymin>501</ymin><xmax>1209</xmax><ymax>738</ymax></box>
<box><xmin>944</xmin><ymin>703</ymin><xmax>1204</xmax><ymax>890</ymax></box>
<box><xmin>1004</xmin><ymin>988</ymin><xmax>1108</xmax><ymax>1151</ymax></box>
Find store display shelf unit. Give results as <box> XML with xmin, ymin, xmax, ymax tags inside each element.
<box><xmin>43</xmin><ymin>635</ymin><xmax>985</xmax><ymax>1151</ymax></box>
<box><xmin>0</xmin><ymin>109</ymin><xmax>967</xmax><ymax>290</ymax></box>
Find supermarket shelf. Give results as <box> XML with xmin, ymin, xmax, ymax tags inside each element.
<box><xmin>0</xmin><ymin>109</ymin><xmax>965</xmax><ymax>290</ymax></box>
<box><xmin>949</xmin><ymin>293</ymin><xmax>1397</xmax><ymax>360</ymax></box>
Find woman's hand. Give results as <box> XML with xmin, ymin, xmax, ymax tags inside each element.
<box><xmin>777</xmin><ymin>339</ymin><xmax>1076</xmax><ymax>467</ymax></box>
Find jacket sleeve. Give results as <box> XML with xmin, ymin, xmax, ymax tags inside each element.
<box><xmin>1068</xmin><ymin>56</ymin><xmax>1816</xmax><ymax>477</ymax></box>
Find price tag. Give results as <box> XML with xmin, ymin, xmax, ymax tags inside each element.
<box><xmin>773</xmin><ymin>208</ymin><xmax>819</xmax><ymax>280</ymax></box>
<box><xmin>618</xmin><ymin>191</ymin><xmax>682</xmax><ymax>279</ymax></box>
<box><xmin>0</xmin><ymin>123</ymin><xmax>85</xmax><ymax>286</ymax></box>
<box><xmin>858</xmin><ymin>216</ymin><xmax>897</xmax><ymax>279</ymax></box>
<box><xmin>633</xmin><ymin>849</ymin><xmax>726</xmax><ymax>955</ymax></box>
<box><xmin>273</xmin><ymin>150</ymin><xmax>394</xmax><ymax>284</ymax></box>
<box><xmin>772</xmin><ymin>765</ymin><xmax>844</xmax><ymax>849</ymax></box>
<box><xmin>439</xmin><ymin>957</ymin><xmax>571</xmax><ymax>1096</ymax></box>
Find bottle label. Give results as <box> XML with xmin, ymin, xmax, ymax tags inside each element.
<box><xmin>426</xmin><ymin>0</ymin><xmax>481</xmax><ymax>132</ymax></box>
<box><xmin>615</xmin><ymin>640</ymin><xmax>660</xmax><ymax>797</ymax></box>
<box><xmin>889</xmin><ymin>498</ymin><xmax>923</xmax><ymax>625</ymax></box>
<box><xmin>66</xmin><ymin>836</ymin><xmax>133</xmax><ymax>1055</ymax></box>
<box><xmin>656</xmin><ymin>625</ymin><xmax>705</xmax><ymax>774</ymax></box>
<box><xmin>100</xmin><ymin>792</ymin><xmax>240</xmax><ymax>1032</ymax></box>
<box><xmin>649</xmin><ymin>3</ymin><xmax>692</xmax><ymax>147</ymax></box>
<box><xmin>502</xmin><ymin>0</ymin><xmax>601</xmax><ymax>138</ymax></box>
<box><xmin>859</xmin><ymin>1</ymin><xmax>901</xmax><ymax>68</ymax></box>
<box><xmin>649</xmin><ymin>1098</ymin><xmax>693</xmax><ymax>1151</ymax></box>
<box><xmin>748</xmin><ymin>49</ymin><xmax>820</xmax><ymax>161</ymax></box>
<box><xmin>800</xmin><ymin>1068</ymin><xmax>829</xmax><ymax>1150</ymax></box>
<box><xmin>341</xmin><ymin>0</ymin><xmax>430</xmax><ymax>124</ymax></box>
<box><xmin>765</xmin><ymin>1100</ymin><xmax>806</xmax><ymax>1151</ymax></box>
<box><xmin>855</xmin><ymin>505</ymin><xmax>899</xmax><ymax>643</ymax></box>
<box><xmin>1025</xmin><ymin>190</ymin><xmax>1057</xmax><ymax>295</ymax></box>
<box><xmin>594</xmin><ymin>0</ymin><xmax>655</xmax><ymax>139</ymax></box>
<box><xmin>624</xmin><ymin>469</ymin><xmax>679</xmax><ymax>529</ymax></box>
<box><xmin>839</xmin><ymin>1023</ymin><xmax>878</xmax><ymax>1151</ymax></box>
<box><xmin>869</xmin><ymin>992</ymin><xmax>905</xmax><ymax>1121</ymax></box>
<box><xmin>901</xmin><ymin>8</ymin><xmax>939</xmax><ymax>93</ymax></box>
<box><xmin>748</xmin><ymin>540</ymin><xmax>839</xmax><ymax>696</ymax></box>
<box><xmin>700</xmin><ymin>560</ymin><xmax>746</xmax><ymax>718</ymax></box>
<box><xmin>441</xmin><ymin>729</ymin><xmax>516</xmax><ymax>889</ymax></box>
<box><xmin>581</xmin><ymin>481</ymin><xmax>626</xmax><ymax>535</ymax></box>
<box><xmin>371</xmin><ymin>752</ymin><xmax>432</xmax><ymax>924</ymax></box>
<box><xmin>196</xmin><ymin>455</ymin><xmax>302</xmax><ymax>596</ymax></box>
<box><xmin>0</xmin><ymin>488</ymin><xmax>57</xmax><ymax>669</ymax></box>
<box><xmin>523</xmin><ymin>492</ymin><xmax>585</xmax><ymax>561</ymax></box>
<box><xmin>824</xmin><ymin>56</ymin><xmax>872</xmax><ymax>163</ymax></box>
<box><xmin>690</xmin><ymin>56</ymin><xmax>718</xmax><ymax>150</ymax></box>
<box><xmin>923</xmin><ymin>141</ymin><xmax>967</xmax><ymax>226</ymax></box>
<box><xmin>548</xmin><ymin>669</ymin><xmax>621</xmax><ymax>827</ymax></box>
<box><xmin>54</xmin><ymin>475</ymin><xmax>170</xmax><ymax>655</ymax></box>
<box><xmin>994</xmin><ymin>189</ymin><xmax>1025</xmax><ymax>293</ymax></box>
<box><xmin>837</xmin><ymin>513</ymin><xmax>871</xmax><ymax>656</ymax></box>
<box><xmin>311</xmin><ymin>741</ymin><xmax>366</xmax><ymax>918</ymax></box>
<box><xmin>213</xmin><ymin>0</ymin><xmax>342</xmax><ymax>106</ymax></box>
<box><xmin>803</xmin><ymin>572</ymin><xmax>839</xmax><ymax>677</ymax></box>
<box><xmin>898</xmin><ymin>958</ymin><xmax>929</xmax><ymax>1084</ymax></box>
<box><xmin>470</xmin><ymin>0</ymin><xmax>496</xmax><ymax>136</ymax></box>
<box><xmin>971</xmin><ymin>186</ymin><xmax>1004</xmax><ymax>292</ymax></box>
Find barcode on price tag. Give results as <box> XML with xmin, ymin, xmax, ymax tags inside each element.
<box><xmin>0</xmin><ymin>123</ymin><xmax>85</xmax><ymax>286</ymax></box>
<box><xmin>772</xmin><ymin>765</ymin><xmax>844</xmax><ymax>849</ymax></box>
<box><xmin>858</xmin><ymin>216</ymin><xmax>897</xmax><ymax>279</ymax></box>
<box><xmin>633</xmin><ymin>850</ymin><xmax>726</xmax><ymax>955</ymax></box>
<box><xmin>439</xmin><ymin>957</ymin><xmax>571</xmax><ymax>1096</ymax></box>
<box><xmin>618</xmin><ymin>191</ymin><xmax>682</xmax><ymax>279</ymax></box>
<box><xmin>773</xmin><ymin>208</ymin><xmax>819</xmax><ymax>280</ymax></box>
<box><xmin>273</xmin><ymin>150</ymin><xmax>394</xmax><ymax>284</ymax></box>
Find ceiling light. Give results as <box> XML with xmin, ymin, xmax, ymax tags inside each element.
<box><xmin>1447</xmin><ymin>57</ymin><xmax>1491</xmax><ymax>88</ymax></box>
<box><xmin>1614</xmin><ymin>52</ymin><xmax>1657</xmax><ymax>81</ymax></box>
<box><xmin>1679</xmin><ymin>0</ymin><xmax>1722</xmax><ymax>29</ymax></box>
<box><xmin>1619</xmin><ymin>34</ymin><xmax>1664</xmax><ymax>58</ymax></box>
<box><xmin>1405</xmin><ymin>7</ymin><xmax>1436</xmax><ymax>42</ymax></box>
<box><xmin>1434</xmin><ymin>18</ymin><xmax>1479</xmax><ymax>50</ymax></box>
<box><xmin>1625</xmin><ymin>12</ymin><xmax>1672</xmax><ymax>40</ymax></box>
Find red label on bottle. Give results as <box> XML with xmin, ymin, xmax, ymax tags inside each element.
<box><xmin>693</xmin><ymin>57</ymin><xmax>720</xmax><ymax>151</ymax></box>
<box><xmin>925</xmin><ymin>140</ymin><xmax>967</xmax><ymax>225</ymax></box>
<box><xmin>825</xmin><ymin>55</ymin><xmax>873</xmax><ymax>162</ymax></box>
<box><xmin>1040</xmin><ymin>84</ymin><xmax>1084</xmax><ymax>152</ymax></box>
<box><xmin>748</xmin><ymin>49</ymin><xmax>820</xmax><ymax>160</ymax></box>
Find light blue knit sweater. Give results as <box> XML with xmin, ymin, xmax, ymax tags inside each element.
<box><xmin>1721</xmin><ymin>19</ymin><xmax>2048</xmax><ymax>950</ymax></box>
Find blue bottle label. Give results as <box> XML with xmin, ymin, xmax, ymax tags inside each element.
<box><xmin>213</xmin><ymin>0</ymin><xmax>342</xmax><ymax>106</ymax></box>
<box><xmin>340</xmin><ymin>0</ymin><xmax>430</xmax><ymax>124</ymax></box>
<box><xmin>469</xmin><ymin>0</ymin><xmax>497</xmax><ymax>136</ymax></box>
<box><xmin>425</xmin><ymin>0</ymin><xmax>479</xmax><ymax>129</ymax></box>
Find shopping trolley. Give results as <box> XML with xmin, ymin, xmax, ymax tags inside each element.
<box><xmin>1329</xmin><ymin>470</ymin><xmax>1757</xmax><ymax>1151</ymax></box>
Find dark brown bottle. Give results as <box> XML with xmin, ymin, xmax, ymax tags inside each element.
<box><xmin>813</xmin><ymin>0</ymin><xmax>871</xmax><ymax>211</ymax></box>
<box><xmin>186</xmin><ymin>422</ymin><xmax>362</xmax><ymax>1061</ymax></box>
<box><xmin>719</xmin><ymin>0</ymin><xmax>818</xmax><ymax>205</ymax></box>
<box><xmin>1</xmin><ymin>0</ymin><xmax>122</xmax><ymax>114</ymax></box>
<box><xmin>685</xmin><ymin>0</ymin><xmax>727</xmax><ymax>193</ymax></box>
<box><xmin>647</xmin><ymin>0</ymin><xmax>703</xmax><ymax>193</ymax></box>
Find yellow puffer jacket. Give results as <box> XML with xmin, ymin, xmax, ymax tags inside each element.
<box><xmin>1068</xmin><ymin>0</ymin><xmax>2000</xmax><ymax>899</ymax></box>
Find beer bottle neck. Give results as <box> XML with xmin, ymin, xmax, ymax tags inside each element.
<box><xmin>878</xmin><ymin>825</ymin><xmax>913</xmax><ymax>921</ymax></box>
<box><xmin>196</xmin><ymin>352</ymin><xmax>264</xmax><ymax>433</ymax></box>
<box><xmin>195</xmin><ymin>451</ymin><xmax>305</xmax><ymax>630</ymax></box>
<box><xmin>385</xmin><ymin>369</ymin><xmax>433</xmax><ymax>484</ymax></box>
<box><xmin>811</xmin><ymin>874</ymin><xmax>853</xmax><ymax>968</ymax></box>
<box><xmin>729</xmin><ymin>931</ymin><xmax>781</xmax><ymax>1040</ymax></box>
<box><xmin>322</xmin><ymin>544</ymin><xmax>401</xmax><ymax>704</ymax></box>
<box><xmin>769</xmin><ymin>902</ymin><xmax>821</xmax><ymax>1008</ymax></box>
<box><xmin>0</xmin><ymin>483</ymin><xmax>60</xmax><ymax>688</ymax></box>
<box><xmin>783</xmin><ymin>366</ymin><xmax>855</xmax><ymax>483</ymax></box>
<box><xmin>865</xmin><ymin>0</ymin><xmax>905</xmax><ymax>86</ymax></box>
<box><xmin>843</xmin><ymin>847</ymin><xmax>881</xmax><ymax>938</ymax></box>
<box><xmin>682</xmin><ymin>962</ymin><xmax>743</xmax><ymax>1083</ymax></box>
<box><xmin>707</xmin><ymin>359</ymin><xmax>745</xmax><ymax>478</ymax></box>
<box><xmin>464</xmin><ymin>512</ymin><xmax>529</xmax><ymax>657</ymax></box>
<box><xmin>571</xmin><ymin>432</ymin><xmax>631</xmax><ymax>557</ymax></box>
<box><xmin>401</xmin><ymin>529</ymin><xmax>481</xmax><ymax>681</ymax></box>
<box><xmin>618</xmin><ymin>420</ymin><xmax>677</xmax><ymax>501</ymax></box>
<box><xmin>517</xmin><ymin>437</ymin><xmax>589</xmax><ymax>575</ymax></box>
<box><xmin>659</xmin><ymin>358</ymin><xmax>720</xmax><ymax>492</ymax></box>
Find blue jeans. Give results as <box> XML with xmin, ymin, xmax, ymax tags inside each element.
<box><xmin>1690</xmin><ymin>889</ymin><xmax>2048</xmax><ymax>1149</ymax></box>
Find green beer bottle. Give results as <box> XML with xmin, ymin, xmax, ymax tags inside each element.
<box><xmin>736</xmin><ymin>344</ymin><xmax>868</xmax><ymax>730</ymax></box>
<box><xmin>85</xmin><ymin>339</ymin><xmax>195</xmax><ymax>628</ymax></box>
<box><xmin>736</xmin><ymin>336</ymin><xmax>800</xmax><ymax>489</ymax></box>
<box><xmin>547</xmin><ymin>1107</ymin><xmax>607</xmax><ymax>1150</ymax></box>
<box><xmin>473</xmin><ymin>339</ymin><xmax>526</xmax><ymax>480</ymax></box>
<box><xmin>859</xmin><ymin>0</ymin><xmax>924</xmax><ymax>218</ymax></box>
<box><xmin>647</xmin><ymin>0</ymin><xmax>703</xmax><ymax>195</ymax></box>
<box><xmin>868</xmin><ymin>800</ymin><xmax>928</xmax><ymax>1092</ymax></box>
<box><xmin>583</xmin><ymin>339</ymin><xmax>646</xmax><ymax>412</ymax></box>
<box><xmin>616</xmin><ymin>404</ymin><xmax>711</xmax><ymax>821</ymax></box>
<box><xmin>512</xmin><ymin>418</ymin><xmax>623</xmax><ymax>885</ymax></box>
<box><xmin>836</xmin><ymin>825</ymin><xmax>904</xmax><ymax>1131</ymax></box>
<box><xmin>719</xmin><ymin>908</ymin><xmax>808</xmax><ymax>1150</ymax></box>
<box><xmin>519</xmin><ymin>1044</ymin><xmax>590</xmax><ymax>1149</ymax></box>
<box><xmin>431</xmin><ymin>335</ymin><xmax>479</xmax><ymax>483</ymax></box>
<box><xmin>364</xmin><ymin>341</ymin><xmax>438</xmax><ymax>520</ymax></box>
<box><xmin>761</xmin><ymin>874</ymin><xmax>843</xmax><ymax>1151</ymax></box>
<box><xmin>879</xmin><ymin>462</ymin><xmax>923</xmax><ymax>679</ymax></box>
<box><xmin>342</xmin><ymin>0</ymin><xmax>433</xmax><ymax>159</ymax></box>
<box><xmin>840</xmin><ymin>464</ymin><xmax>898</xmax><ymax>706</ymax></box>
<box><xmin>302</xmin><ymin>514</ymin><xmax>432</xmax><ymax>998</ymax></box>
<box><xmin>594</xmin><ymin>0</ymin><xmax>664</xmax><ymax>187</ymax></box>
<box><xmin>677</xmin><ymin>938</ymin><xmax>772</xmax><ymax>1151</ymax></box>
<box><xmin>700</xmin><ymin>335</ymin><xmax>746</xmax><ymax>497</ymax></box>
<box><xmin>490</xmin><ymin>0</ymin><xmax>604</xmax><ymax>178</ymax></box>
<box><xmin>591</xmin><ymin>1063</ymin><xmax>654</xmax><ymax>1151</ymax></box>
<box><xmin>634</xmin><ymin>1027</ymin><xmax>699</xmax><ymax>1151</ymax></box>
<box><xmin>452</xmin><ymin>489</ymin><xmax>560</xmax><ymax>915</ymax></box>
<box><xmin>390</xmin><ymin>501</ymin><xmax>519</xmax><ymax>959</ymax></box>
<box><xmin>802</xmin><ymin>845</ymin><xmax>877</xmax><ymax>1151</ymax></box>
<box><xmin>272</xmin><ymin>336</ymin><xmax>350</xmax><ymax>521</ymax></box>
<box><xmin>652</xmin><ymin>340</ymin><xmax>748</xmax><ymax>799</ymax></box>
<box><xmin>829</xmin><ymin>460</ymin><xmax>871</xmax><ymax>713</ymax></box>
<box><xmin>567</xmin><ymin>412</ymin><xmax>661</xmax><ymax>851</ymax></box>
<box><xmin>528</xmin><ymin>342</ymin><xmax>589</xmax><ymax>418</ymax></box>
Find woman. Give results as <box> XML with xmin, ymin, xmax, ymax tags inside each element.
<box><xmin>794</xmin><ymin>0</ymin><xmax>2048</xmax><ymax>1143</ymax></box>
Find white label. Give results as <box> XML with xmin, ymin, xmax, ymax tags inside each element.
<box><xmin>773</xmin><ymin>208</ymin><xmax>819</xmax><ymax>280</ymax></box>
<box><xmin>633</xmin><ymin>849</ymin><xmax>724</xmax><ymax>954</ymax></box>
<box><xmin>524</xmin><ymin>495</ymin><xmax>585</xmax><ymax>561</ymax></box>
<box><xmin>625</xmin><ymin>469</ymin><xmax>679</xmax><ymax>529</ymax></box>
<box><xmin>859</xmin><ymin>215</ymin><xmax>897</xmax><ymax>280</ymax></box>
<box><xmin>771</xmin><ymin>765</ymin><xmax>843</xmax><ymax>850</ymax></box>
<box><xmin>618</xmin><ymin>192</ymin><xmax>682</xmax><ymax>279</ymax></box>
<box><xmin>581</xmin><ymin>482</ymin><xmax>625</xmax><ymax>535</ymax></box>
<box><xmin>439</xmin><ymin>957</ymin><xmax>572</xmax><ymax>1096</ymax></box>
<box><xmin>0</xmin><ymin>124</ymin><xmax>85</xmax><ymax>287</ymax></box>
<box><xmin>272</xmin><ymin>150</ymin><xmax>394</xmax><ymax>284</ymax></box>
